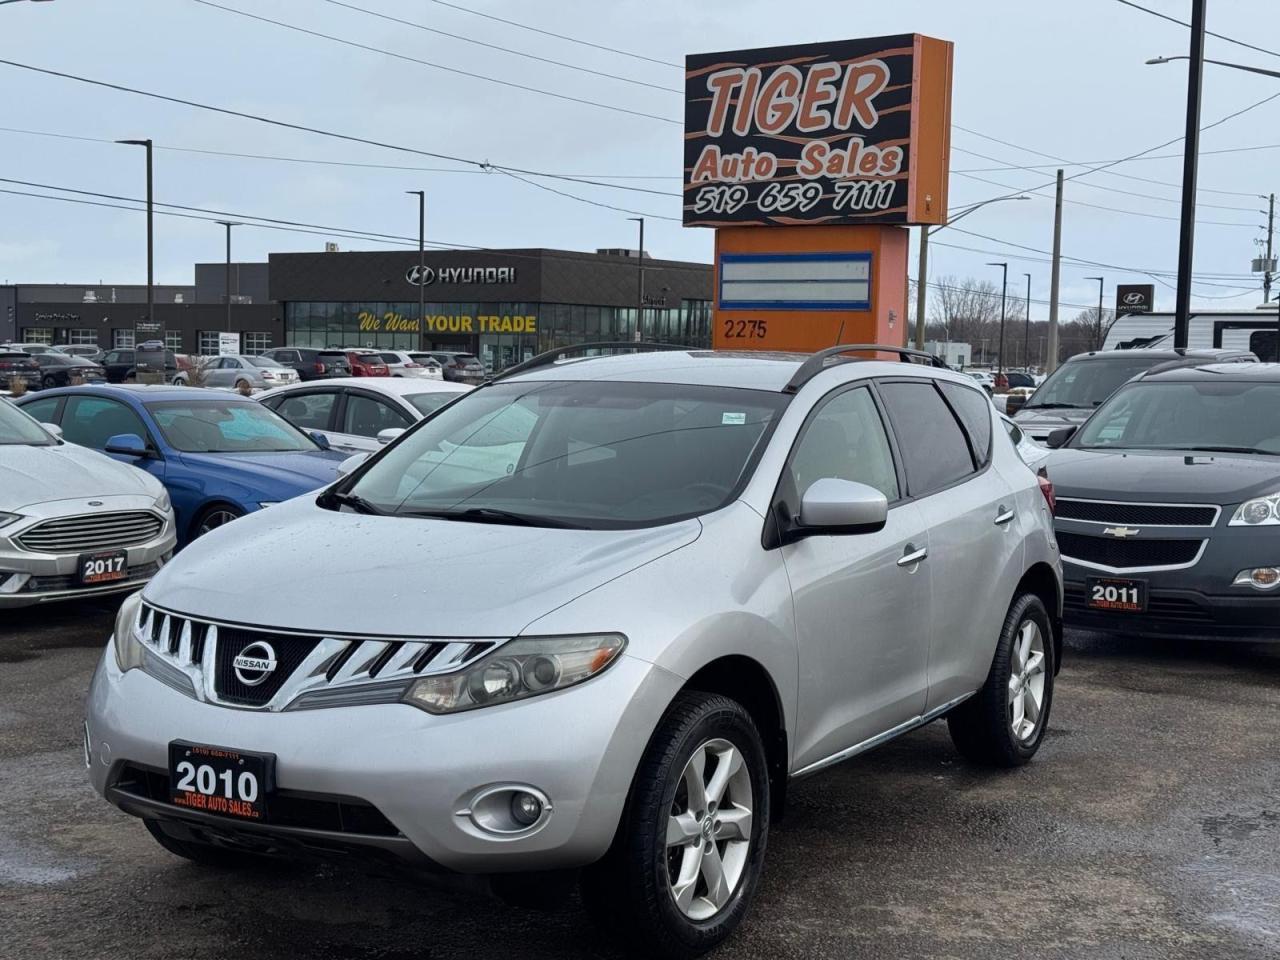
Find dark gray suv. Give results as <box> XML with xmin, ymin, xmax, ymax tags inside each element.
<box><xmin>1045</xmin><ymin>362</ymin><xmax>1280</xmax><ymax>640</ymax></box>
<box><xmin>260</xmin><ymin>347</ymin><xmax>352</xmax><ymax>381</ymax></box>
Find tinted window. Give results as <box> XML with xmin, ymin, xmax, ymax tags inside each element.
<box><xmin>878</xmin><ymin>381</ymin><xmax>976</xmax><ymax>496</ymax></box>
<box><xmin>939</xmin><ymin>382</ymin><xmax>993</xmax><ymax>465</ymax></box>
<box><xmin>1</xmin><ymin>398</ymin><xmax>56</xmax><ymax>445</ymax></box>
<box><xmin>147</xmin><ymin>401</ymin><xmax>316</xmax><ymax>453</ymax></box>
<box><xmin>62</xmin><ymin>396</ymin><xmax>149</xmax><ymax>450</ymax></box>
<box><xmin>14</xmin><ymin>396</ymin><xmax>60</xmax><ymax>427</ymax></box>
<box><xmin>407</xmin><ymin>392</ymin><xmax>457</xmax><ymax>416</ymax></box>
<box><xmin>271</xmin><ymin>391</ymin><xmax>337</xmax><ymax>431</ymax></box>
<box><xmin>342</xmin><ymin>394</ymin><xmax>412</xmax><ymax>437</ymax></box>
<box><xmin>1024</xmin><ymin>357</ymin><xmax>1158</xmax><ymax>411</ymax></box>
<box><xmin>378</xmin><ymin>353</ymin><xmax>402</xmax><ymax>364</ymax></box>
<box><xmin>788</xmin><ymin>387</ymin><xmax>898</xmax><ymax>501</ymax></box>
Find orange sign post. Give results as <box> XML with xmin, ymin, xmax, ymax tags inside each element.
<box><xmin>683</xmin><ymin>34</ymin><xmax>954</xmax><ymax>354</ymax></box>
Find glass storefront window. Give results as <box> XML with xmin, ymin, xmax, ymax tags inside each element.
<box><xmin>164</xmin><ymin>331</ymin><xmax>184</xmax><ymax>351</ymax></box>
<box><xmin>244</xmin><ymin>332</ymin><xmax>271</xmax><ymax>355</ymax></box>
<box><xmin>22</xmin><ymin>328</ymin><xmax>53</xmax><ymax>344</ymax></box>
<box><xmin>68</xmin><ymin>329</ymin><xmax>98</xmax><ymax>345</ymax></box>
<box><xmin>113</xmin><ymin>329</ymin><xmax>135</xmax><ymax>349</ymax></box>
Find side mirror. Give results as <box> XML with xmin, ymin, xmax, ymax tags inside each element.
<box><xmin>104</xmin><ymin>432</ymin><xmax>148</xmax><ymax>458</ymax></box>
<box><xmin>41</xmin><ymin>422</ymin><xmax>63</xmax><ymax>440</ymax></box>
<box><xmin>336</xmin><ymin>452</ymin><xmax>370</xmax><ymax>478</ymax></box>
<box><xmin>1045</xmin><ymin>426</ymin><xmax>1077</xmax><ymax>449</ymax></box>
<box><xmin>377</xmin><ymin>427</ymin><xmax>406</xmax><ymax>445</ymax></box>
<box><xmin>308</xmin><ymin>431</ymin><xmax>331</xmax><ymax>450</ymax></box>
<box><xmin>797</xmin><ymin>478</ymin><xmax>888</xmax><ymax>536</ymax></box>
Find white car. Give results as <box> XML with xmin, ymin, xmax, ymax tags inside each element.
<box><xmin>0</xmin><ymin>397</ymin><xmax>176</xmax><ymax>607</ymax></box>
<box><xmin>256</xmin><ymin>377</ymin><xmax>470</xmax><ymax>454</ymax></box>
<box><xmin>967</xmin><ymin>370</ymin><xmax>995</xmax><ymax>395</ymax></box>
<box><xmin>375</xmin><ymin>351</ymin><xmax>444</xmax><ymax>380</ymax></box>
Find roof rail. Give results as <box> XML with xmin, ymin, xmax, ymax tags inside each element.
<box><xmin>782</xmin><ymin>343</ymin><xmax>947</xmax><ymax>393</ymax></box>
<box><xmin>488</xmin><ymin>340</ymin><xmax>689</xmax><ymax>382</ymax></box>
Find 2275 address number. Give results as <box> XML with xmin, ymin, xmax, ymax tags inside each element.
<box><xmin>722</xmin><ymin>319</ymin><xmax>768</xmax><ymax>340</ymax></box>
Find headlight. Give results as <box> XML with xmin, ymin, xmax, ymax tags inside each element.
<box><xmin>1229</xmin><ymin>492</ymin><xmax>1280</xmax><ymax>526</ymax></box>
<box><xmin>404</xmin><ymin>633</ymin><xmax>626</xmax><ymax>714</ymax></box>
<box><xmin>154</xmin><ymin>489</ymin><xmax>171</xmax><ymax>513</ymax></box>
<box><xmin>0</xmin><ymin>511</ymin><xmax>21</xmax><ymax>531</ymax></box>
<box><xmin>112</xmin><ymin>591</ymin><xmax>146</xmax><ymax>673</ymax></box>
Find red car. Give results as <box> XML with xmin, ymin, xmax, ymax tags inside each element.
<box><xmin>344</xmin><ymin>350</ymin><xmax>390</xmax><ymax>377</ymax></box>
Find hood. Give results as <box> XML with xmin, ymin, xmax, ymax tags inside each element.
<box><xmin>1046</xmin><ymin>447</ymin><xmax>1280</xmax><ymax>504</ymax></box>
<box><xmin>176</xmin><ymin>449</ymin><xmax>344</xmax><ymax>493</ymax></box>
<box><xmin>1013</xmin><ymin>407</ymin><xmax>1093</xmax><ymax>437</ymax></box>
<box><xmin>145</xmin><ymin>496</ymin><xmax>703</xmax><ymax>636</ymax></box>
<box><xmin>1</xmin><ymin>441</ymin><xmax>160</xmax><ymax>510</ymax></box>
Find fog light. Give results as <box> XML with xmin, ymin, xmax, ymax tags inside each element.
<box><xmin>1233</xmin><ymin>567</ymin><xmax>1280</xmax><ymax>590</ymax></box>
<box><xmin>510</xmin><ymin>791</ymin><xmax>543</xmax><ymax>827</ymax></box>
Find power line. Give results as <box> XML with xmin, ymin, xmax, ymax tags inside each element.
<box><xmin>491</xmin><ymin>168</ymin><xmax>679</xmax><ymax>221</ymax></box>
<box><xmin>317</xmin><ymin>0</ymin><xmax>681</xmax><ymax>94</ymax></box>
<box><xmin>418</xmin><ymin>0</ymin><xmax>681</xmax><ymax>68</ymax></box>
<box><xmin>1111</xmin><ymin>0</ymin><xmax>1280</xmax><ymax>62</ymax></box>
<box><xmin>188</xmin><ymin>0</ymin><xmax>679</xmax><ymax>125</ymax></box>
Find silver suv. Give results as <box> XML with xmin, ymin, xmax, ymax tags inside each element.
<box><xmin>87</xmin><ymin>345</ymin><xmax>1062</xmax><ymax>958</ymax></box>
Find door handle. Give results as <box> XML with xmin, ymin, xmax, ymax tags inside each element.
<box><xmin>897</xmin><ymin>544</ymin><xmax>928</xmax><ymax>567</ymax></box>
<box><xmin>995</xmin><ymin>506</ymin><xmax>1016</xmax><ymax>526</ymax></box>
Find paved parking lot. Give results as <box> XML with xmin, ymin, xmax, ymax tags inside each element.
<box><xmin>2</xmin><ymin>600</ymin><xmax>1277</xmax><ymax>960</ymax></box>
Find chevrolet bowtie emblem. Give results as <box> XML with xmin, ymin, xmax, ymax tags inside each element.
<box><xmin>1103</xmin><ymin>526</ymin><xmax>1140</xmax><ymax>538</ymax></box>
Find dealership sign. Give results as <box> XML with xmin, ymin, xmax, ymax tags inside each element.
<box><xmin>684</xmin><ymin>34</ymin><xmax>953</xmax><ymax>227</ymax></box>
<box><xmin>1115</xmin><ymin>284</ymin><xmax>1155</xmax><ymax>316</ymax></box>
<box><xmin>406</xmin><ymin>265</ymin><xmax>517</xmax><ymax>286</ymax></box>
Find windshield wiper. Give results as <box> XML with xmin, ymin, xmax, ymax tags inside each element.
<box><xmin>407</xmin><ymin>507</ymin><xmax>583</xmax><ymax>528</ymax></box>
<box><xmin>1165</xmin><ymin>445</ymin><xmax>1272</xmax><ymax>456</ymax></box>
<box><xmin>1022</xmin><ymin>401</ymin><xmax>1080</xmax><ymax>410</ymax></box>
<box><xmin>319</xmin><ymin>490</ymin><xmax>387</xmax><ymax>515</ymax></box>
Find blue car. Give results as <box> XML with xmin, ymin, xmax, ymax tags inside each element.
<box><xmin>16</xmin><ymin>385</ymin><xmax>346</xmax><ymax>544</ymax></box>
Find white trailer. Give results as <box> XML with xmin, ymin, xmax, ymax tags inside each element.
<box><xmin>1102</xmin><ymin>307</ymin><xmax>1278</xmax><ymax>360</ymax></box>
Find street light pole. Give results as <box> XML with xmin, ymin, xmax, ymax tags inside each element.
<box><xmin>1086</xmin><ymin>276</ymin><xmax>1105</xmax><ymax>349</ymax></box>
<box><xmin>627</xmin><ymin>217</ymin><xmax>645</xmax><ymax>341</ymax></box>
<box><xmin>214</xmin><ymin>221</ymin><xmax>239</xmax><ymax>333</ymax></box>
<box><xmin>406</xmin><ymin>191</ymin><xmax>425</xmax><ymax>346</ymax></box>
<box><xmin>116</xmin><ymin>139</ymin><xmax>153</xmax><ymax>349</ymax></box>
<box><xmin>1022</xmin><ymin>272</ymin><xmax>1032</xmax><ymax>370</ymax></box>
<box><xmin>987</xmin><ymin>261</ymin><xmax>1008</xmax><ymax>374</ymax></box>
<box><xmin>1174</xmin><ymin>0</ymin><xmax>1206</xmax><ymax>349</ymax></box>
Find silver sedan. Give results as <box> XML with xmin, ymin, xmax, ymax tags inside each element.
<box><xmin>183</xmin><ymin>355</ymin><xmax>300</xmax><ymax>391</ymax></box>
<box><xmin>0</xmin><ymin>398</ymin><xmax>176</xmax><ymax>607</ymax></box>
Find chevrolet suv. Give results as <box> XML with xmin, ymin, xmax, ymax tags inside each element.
<box><xmin>87</xmin><ymin>344</ymin><xmax>1062</xmax><ymax>958</ymax></box>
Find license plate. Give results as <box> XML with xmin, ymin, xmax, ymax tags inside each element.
<box><xmin>1086</xmin><ymin>577</ymin><xmax>1147</xmax><ymax>613</ymax></box>
<box><xmin>78</xmin><ymin>550</ymin><xmax>128</xmax><ymax>585</ymax></box>
<box><xmin>168</xmin><ymin>741</ymin><xmax>274</xmax><ymax>821</ymax></box>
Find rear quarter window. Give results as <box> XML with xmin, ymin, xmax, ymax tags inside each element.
<box><xmin>878</xmin><ymin>380</ymin><xmax>978</xmax><ymax>497</ymax></box>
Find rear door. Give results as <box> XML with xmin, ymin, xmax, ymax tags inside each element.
<box><xmin>327</xmin><ymin>389</ymin><xmax>414</xmax><ymax>453</ymax></box>
<box><xmin>877</xmin><ymin>378</ymin><xmax>1020</xmax><ymax>712</ymax></box>
<box><xmin>60</xmin><ymin>394</ymin><xmax>166</xmax><ymax>483</ymax></box>
<box><xmin>260</xmin><ymin>388</ymin><xmax>340</xmax><ymax>447</ymax></box>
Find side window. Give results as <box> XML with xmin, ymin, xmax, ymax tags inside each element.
<box><xmin>939</xmin><ymin>382</ymin><xmax>993</xmax><ymax>465</ymax></box>
<box><xmin>274</xmin><ymin>391</ymin><xmax>336</xmax><ymax>431</ymax></box>
<box><xmin>787</xmin><ymin>387</ymin><xmax>899</xmax><ymax>501</ymax></box>
<box><xmin>19</xmin><ymin>396</ymin><xmax>61</xmax><ymax>423</ymax></box>
<box><xmin>342</xmin><ymin>394</ymin><xmax>412</xmax><ymax>437</ymax></box>
<box><xmin>62</xmin><ymin>396</ymin><xmax>149</xmax><ymax>450</ymax></box>
<box><xmin>878</xmin><ymin>381</ymin><xmax>977</xmax><ymax>497</ymax></box>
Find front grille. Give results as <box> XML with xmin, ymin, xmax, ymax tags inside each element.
<box><xmin>1056</xmin><ymin>499</ymin><xmax>1218</xmax><ymax>527</ymax></box>
<box><xmin>1058</xmin><ymin>532</ymin><xmax>1203</xmax><ymax>569</ymax></box>
<box><xmin>17</xmin><ymin>511</ymin><xmax>164</xmax><ymax>553</ymax></box>
<box><xmin>24</xmin><ymin>562</ymin><xmax>159</xmax><ymax>593</ymax></box>
<box><xmin>135</xmin><ymin>601</ymin><xmax>500</xmax><ymax>711</ymax></box>
<box><xmin>113</xmin><ymin>764</ymin><xmax>400</xmax><ymax>837</ymax></box>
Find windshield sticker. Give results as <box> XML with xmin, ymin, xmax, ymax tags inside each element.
<box><xmin>722</xmin><ymin>412</ymin><xmax>747</xmax><ymax>425</ymax></box>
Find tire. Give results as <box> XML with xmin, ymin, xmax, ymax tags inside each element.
<box><xmin>41</xmin><ymin>375</ymin><xmax>58</xmax><ymax>389</ymax></box>
<box><xmin>580</xmin><ymin>691</ymin><xmax>770</xmax><ymax>959</ymax></box>
<box><xmin>192</xmin><ymin>503</ymin><xmax>244</xmax><ymax>539</ymax></box>
<box><xmin>143</xmin><ymin>818</ymin><xmax>271</xmax><ymax>869</ymax></box>
<box><xmin>948</xmin><ymin>593</ymin><xmax>1055</xmax><ymax>767</ymax></box>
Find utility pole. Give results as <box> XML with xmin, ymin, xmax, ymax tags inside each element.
<box><xmin>987</xmin><ymin>261</ymin><xmax>1008</xmax><ymax>374</ymax></box>
<box><xmin>406</xmin><ymin>191</ymin><xmax>425</xmax><ymax>346</ymax></box>
<box><xmin>1173</xmin><ymin>0</ymin><xmax>1207</xmax><ymax>349</ymax></box>
<box><xmin>1047</xmin><ymin>169</ymin><xmax>1064</xmax><ymax>372</ymax></box>
<box><xmin>1264</xmin><ymin>192</ymin><xmax>1275</xmax><ymax>305</ymax></box>
<box><xmin>215</xmin><ymin>221</ymin><xmax>239</xmax><ymax>333</ymax></box>
<box><xmin>1086</xmin><ymin>276</ymin><xmax>1105</xmax><ymax>349</ymax></box>
<box><xmin>627</xmin><ymin>217</ymin><xmax>646</xmax><ymax>340</ymax></box>
<box><xmin>914</xmin><ymin>226</ymin><xmax>929</xmax><ymax>350</ymax></box>
<box><xmin>1022</xmin><ymin>272</ymin><xmax>1032</xmax><ymax>370</ymax></box>
<box><xmin>116</xmin><ymin>138</ymin><xmax>153</xmax><ymax>360</ymax></box>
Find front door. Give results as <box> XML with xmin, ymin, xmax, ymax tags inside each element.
<box><xmin>782</xmin><ymin>384</ymin><xmax>933</xmax><ymax>772</ymax></box>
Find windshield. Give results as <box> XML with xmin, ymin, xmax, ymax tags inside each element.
<box><xmin>345</xmin><ymin>380</ymin><xmax>788</xmax><ymax>528</ymax></box>
<box><xmin>248</xmin><ymin>357</ymin><xmax>285</xmax><ymax>368</ymax></box>
<box><xmin>0</xmin><ymin>398</ymin><xmax>56</xmax><ymax>446</ymax></box>
<box><xmin>1075</xmin><ymin>380</ymin><xmax>1280</xmax><ymax>454</ymax></box>
<box><xmin>146</xmin><ymin>400</ymin><xmax>319</xmax><ymax>453</ymax></box>
<box><xmin>1025</xmin><ymin>357</ymin><xmax>1160</xmax><ymax>410</ymax></box>
<box><xmin>407</xmin><ymin>392</ymin><xmax>459</xmax><ymax>416</ymax></box>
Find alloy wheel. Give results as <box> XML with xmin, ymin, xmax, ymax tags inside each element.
<box><xmin>197</xmin><ymin>509</ymin><xmax>241</xmax><ymax>537</ymax></box>
<box><xmin>665</xmin><ymin>738</ymin><xmax>753</xmax><ymax>921</ymax></box>
<box><xmin>1008</xmin><ymin>620</ymin><xmax>1047</xmax><ymax>742</ymax></box>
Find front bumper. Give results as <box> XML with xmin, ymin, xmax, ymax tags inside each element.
<box><xmin>86</xmin><ymin>647</ymin><xmax>681</xmax><ymax>874</ymax></box>
<box><xmin>1064</xmin><ymin>580</ymin><xmax>1279</xmax><ymax>640</ymax></box>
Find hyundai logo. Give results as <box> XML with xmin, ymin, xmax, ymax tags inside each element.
<box><xmin>232</xmin><ymin>641</ymin><xmax>278</xmax><ymax>687</ymax></box>
<box><xmin>1122</xmin><ymin>291</ymin><xmax>1146</xmax><ymax>305</ymax></box>
<box><xmin>406</xmin><ymin>264</ymin><xmax>435</xmax><ymax>286</ymax></box>
<box><xmin>1102</xmin><ymin>526</ymin><xmax>1140</xmax><ymax>539</ymax></box>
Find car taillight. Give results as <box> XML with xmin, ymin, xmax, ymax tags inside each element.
<box><xmin>404</xmin><ymin>362</ymin><xmax>420</xmax><ymax>368</ymax></box>
<box><xmin>314</xmin><ymin>362</ymin><xmax>326</xmax><ymax>373</ymax></box>
<box><xmin>1036</xmin><ymin>468</ymin><xmax>1056</xmax><ymax>515</ymax></box>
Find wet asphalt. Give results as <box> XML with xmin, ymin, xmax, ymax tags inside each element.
<box><xmin>1</xmin><ymin>598</ymin><xmax>1277</xmax><ymax>960</ymax></box>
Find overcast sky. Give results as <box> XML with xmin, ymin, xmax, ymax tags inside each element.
<box><xmin>2</xmin><ymin>0</ymin><xmax>1278</xmax><ymax>322</ymax></box>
